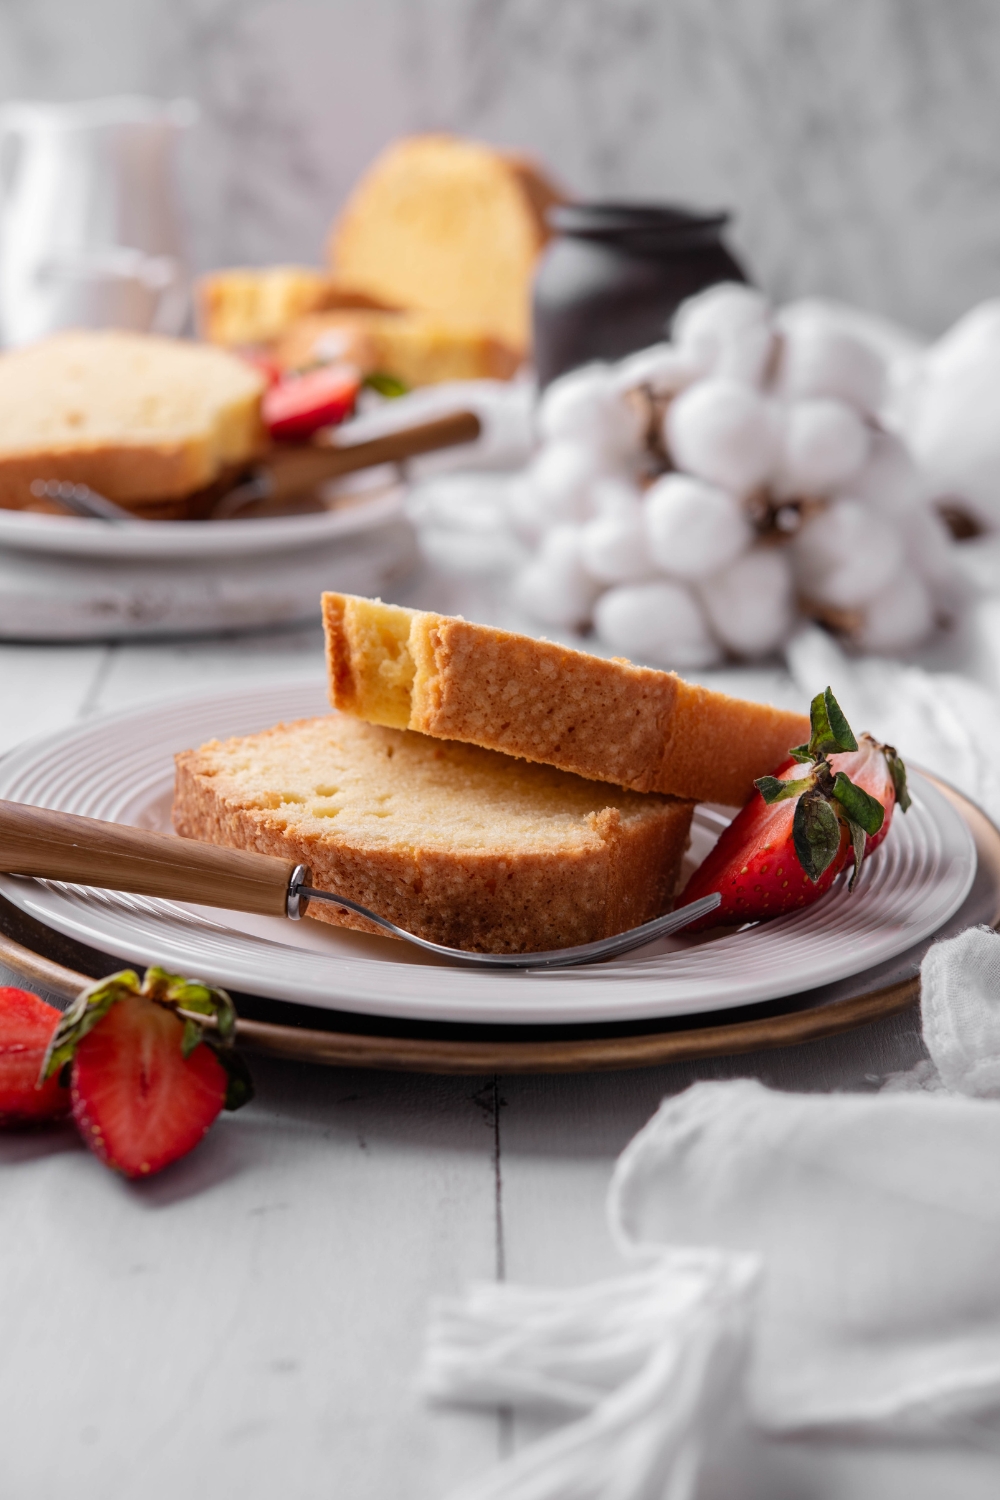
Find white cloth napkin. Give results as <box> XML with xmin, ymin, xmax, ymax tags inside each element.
<box><xmin>423</xmin><ymin>925</ymin><xmax>1000</xmax><ymax>1499</ymax></box>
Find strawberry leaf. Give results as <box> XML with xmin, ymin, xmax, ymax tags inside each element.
<box><xmin>807</xmin><ymin>686</ymin><xmax>859</xmax><ymax>758</ymax></box>
<box><xmin>755</xmin><ymin>773</ymin><xmax>815</xmax><ymax>804</ymax></box>
<box><xmin>788</xmin><ymin>744</ymin><xmax>814</xmax><ymax>763</ymax></box>
<box><xmin>42</xmin><ymin>970</ymin><xmax>141</xmax><ymax>1081</ymax></box>
<box><xmin>847</xmin><ymin>819</ymin><xmax>868</xmax><ymax>892</ymax></box>
<box><xmin>832</xmin><ymin>772</ymin><xmax>885</xmax><ymax>837</ymax></box>
<box><xmin>792</xmin><ymin>788</ymin><xmax>844</xmax><ymax>882</ymax></box>
<box><xmin>211</xmin><ymin>1046</ymin><xmax>255</xmax><ymax>1111</ymax></box>
<box><xmin>884</xmin><ymin>745</ymin><xmax>912</xmax><ymax>813</ymax></box>
<box><xmin>41</xmin><ymin>966</ymin><xmax>253</xmax><ymax>1111</ymax></box>
<box><xmin>180</xmin><ymin>1018</ymin><xmax>203</xmax><ymax>1059</ymax></box>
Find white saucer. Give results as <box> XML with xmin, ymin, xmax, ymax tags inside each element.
<box><xmin>0</xmin><ymin>681</ymin><xmax>977</xmax><ymax>1026</ymax></box>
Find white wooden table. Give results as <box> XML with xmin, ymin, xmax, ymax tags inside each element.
<box><xmin>2</xmin><ymin>625</ymin><xmax>998</xmax><ymax>1500</ymax></box>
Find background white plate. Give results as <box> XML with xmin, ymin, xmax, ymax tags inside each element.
<box><xmin>0</xmin><ymin>486</ymin><xmax>403</xmax><ymax>559</ymax></box>
<box><xmin>0</xmin><ymin>681</ymin><xmax>977</xmax><ymax>1025</ymax></box>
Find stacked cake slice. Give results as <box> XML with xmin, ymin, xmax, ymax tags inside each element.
<box><xmin>172</xmin><ymin>594</ymin><xmax>808</xmax><ymax>954</ymax></box>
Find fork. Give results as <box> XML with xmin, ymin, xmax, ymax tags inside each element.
<box><xmin>0</xmin><ymin>800</ymin><xmax>719</xmax><ymax>971</ymax></box>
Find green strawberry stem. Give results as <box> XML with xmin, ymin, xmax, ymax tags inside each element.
<box><xmin>42</xmin><ymin>966</ymin><xmax>253</xmax><ymax>1111</ymax></box>
<box><xmin>755</xmin><ymin>685</ymin><xmax>907</xmax><ymax>892</ymax></box>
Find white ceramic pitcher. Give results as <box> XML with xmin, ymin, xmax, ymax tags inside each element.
<box><xmin>0</xmin><ymin>96</ymin><xmax>196</xmax><ymax>347</ymax></box>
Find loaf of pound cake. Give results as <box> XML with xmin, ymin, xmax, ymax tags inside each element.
<box><xmin>323</xmin><ymin>594</ymin><xmax>810</xmax><ymax>808</ymax></box>
<box><xmin>173</xmin><ymin>715</ymin><xmax>693</xmax><ymax>954</ymax></box>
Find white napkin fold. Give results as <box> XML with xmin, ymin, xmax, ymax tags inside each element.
<box><xmin>424</xmin><ymin>925</ymin><xmax>1000</xmax><ymax>1499</ymax></box>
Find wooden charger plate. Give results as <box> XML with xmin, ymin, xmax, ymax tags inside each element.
<box><xmin>0</xmin><ymin>773</ymin><xmax>996</xmax><ymax>1076</ymax></box>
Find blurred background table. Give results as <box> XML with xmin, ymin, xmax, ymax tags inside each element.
<box><xmin>4</xmin><ymin>612</ymin><xmax>1000</xmax><ymax>1500</ymax></box>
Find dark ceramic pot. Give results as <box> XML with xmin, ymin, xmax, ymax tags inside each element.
<box><xmin>532</xmin><ymin>202</ymin><xmax>748</xmax><ymax>387</ymax></box>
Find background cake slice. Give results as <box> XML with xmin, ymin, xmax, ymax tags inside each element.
<box><xmin>323</xmin><ymin>594</ymin><xmax>810</xmax><ymax>808</ymax></box>
<box><xmin>328</xmin><ymin>134</ymin><xmax>562</xmax><ymax>355</ymax></box>
<box><xmin>0</xmin><ymin>330</ymin><xmax>266</xmax><ymax>511</ymax></box>
<box><xmin>173</xmin><ymin>715</ymin><xmax>693</xmax><ymax>955</ymax></box>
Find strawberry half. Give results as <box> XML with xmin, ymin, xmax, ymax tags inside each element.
<box><xmin>0</xmin><ymin>986</ymin><xmax>71</xmax><ymax>1125</ymax></box>
<box><xmin>42</xmin><ymin>968</ymin><xmax>253</xmax><ymax>1178</ymax></box>
<box><xmin>684</xmin><ymin>686</ymin><xmax>910</xmax><ymax>931</ymax></box>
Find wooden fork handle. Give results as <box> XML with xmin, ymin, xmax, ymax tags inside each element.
<box><xmin>0</xmin><ymin>801</ymin><xmax>300</xmax><ymax>919</ymax></box>
<box><xmin>263</xmin><ymin>408</ymin><xmax>482</xmax><ymax>501</ymax></box>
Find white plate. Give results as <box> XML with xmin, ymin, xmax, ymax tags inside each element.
<box><xmin>0</xmin><ymin>486</ymin><xmax>403</xmax><ymax>560</ymax></box>
<box><xmin>0</xmin><ymin>682</ymin><xmax>977</xmax><ymax>1026</ymax></box>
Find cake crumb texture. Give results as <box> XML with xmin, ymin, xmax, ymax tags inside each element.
<box><xmin>173</xmin><ymin>714</ymin><xmax>693</xmax><ymax>954</ymax></box>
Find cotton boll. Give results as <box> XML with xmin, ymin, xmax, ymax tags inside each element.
<box><xmin>643</xmin><ymin>473</ymin><xmax>754</xmax><ymax>580</ymax></box>
<box><xmin>842</xmin><ymin>428</ymin><xmax>922</xmax><ymax>519</ymax></box>
<box><xmin>774</xmin><ymin>318</ymin><xmax>886</xmax><ymax>414</ymax></box>
<box><xmin>699</xmin><ymin>546</ymin><xmax>795</xmax><ymax>658</ymax></box>
<box><xmin>792</xmin><ymin>499</ymin><xmax>904</xmax><ymax>610</ymax></box>
<box><xmin>665</xmin><ymin>377</ymin><xmax>780</xmax><ymax>492</ymax></box>
<box><xmin>590</xmin><ymin>474</ymin><xmax>646</xmax><ymax>518</ymax></box>
<box><xmin>594</xmin><ymin>581</ymin><xmax>722</xmax><ymax>669</ymax></box>
<box><xmin>511</xmin><ymin>525</ymin><xmax>601</xmax><ymax>628</ymax></box>
<box><xmin>854</xmin><ymin>571</ymin><xmax>934</xmax><ymax>653</ymax></box>
<box><xmin>538</xmin><ymin>363</ymin><xmax>646</xmax><ymax>459</ymax></box>
<box><xmin>714</xmin><ymin>320</ymin><xmax>777</xmax><ymax>387</ymax></box>
<box><xmin>778</xmin><ymin>399</ymin><xmax>871</xmax><ymax>495</ymax></box>
<box><xmin>580</xmin><ymin>508</ymin><xmax>651</xmax><ymax>584</ymax></box>
<box><xmin>901</xmin><ymin>503</ymin><xmax>962</xmax><ymax>611</ymax></box>
<box><xmin>672</xmin><ymin>283</ymin><xmax>771</xmax><ymax>359</ymax></box>
<box><xmin>610</xmin><ymin>343</ymin><xmax>704</xmax><ymax>397</ymax></box>
<box><xmin>508</xmin><ymin>441</ymin><xmax>601</xmax><ymax>540</ymax></box>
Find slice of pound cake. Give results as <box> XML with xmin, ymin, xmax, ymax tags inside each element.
<box><xmin>323</xmin><ymin>594</ymin><xmax>810</xmax><ymax>808</ymax></box>
<box><xmin>173</xmin><ymin>715</ymin><xmax>693</xmax><ymax>954</ymax></box>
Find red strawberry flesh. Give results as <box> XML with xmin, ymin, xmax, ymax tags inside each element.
<box><xmin>71</xmin><ymin>990</ymin><xmax>227</xmax><ymax>1178</ymax></box>
<box><xmin>684</xmin><ymin>734</ymin><xmax>899</xmax><ymax>931</ymax></box>
<box><xmin>0</xmin><ymin>986</ymin><xmax>71</xmax><ymax>1125</ymax></box>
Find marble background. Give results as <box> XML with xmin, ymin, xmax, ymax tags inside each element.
<box><xmin>1</xmin><ymin>0</ymin><xmax>999</xmax><ymax>337</ymax></box>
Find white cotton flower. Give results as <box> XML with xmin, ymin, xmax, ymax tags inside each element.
<box><xmin>507</xmin><ymin>441</ymin><xmax>603</xmax><ymax>541</ymax></box>
<box><xmin>580</xmin><ymin>493</ymin><xmax>651</xmax><ymax>585</ymax></box>
<box><xmin>699</xmin><ymin>546</ymin><xmax>795</xmax><ymax>658</ymax></box>
<box><xmin>673</xmin><ymin>283</ymin><xmax>770</xmax><ymax>355</ymax></box>
<box><xmin>511</xmin><ymin>524</ymin><xmax>601</xmax><ymax>628</ymax></box>
<box><xmin>843</xmin><ymin>429</ymin><xmax>922</xmax><ymax>518</ymax></box>
<box><xmin>537</xmin><ymin>363</ymin><xmax>646</xmax><ymax>459</ymax></box>
<box><xmin>900</xmin><ymin>503</ymin><xmax>962</xmax><ymax>610</ymax></box>
<box><xmin>672</xmin><ymin>284</ymin><xmax>775</xmax><ymax>387</ymax></box>
<box><xmin>773</xmin><ymin>315</ymin><xmax>886</xmax><ymax>414</ymax></box>
<box><xmin>590</xmin><ymin>474</ymin><xmax>646</xmax><ymax>518</ymax></box>
<box><xmin>643</xmin><ymin>473</ymin><xmax>754</xmax><ymax>580</ymax></box>
<box><xmin>713</xmin><ymin>320</ymin><xmax>777</xmax><ymax>387</ymax></box>
<box><xmin>594</xmin><ymin>581</ymin><xmax>722</xmax><ymax>669</ymax></box>
<box><xmin>610</xmin><ymin>343</ymin><xmax>704</xmax><ymax>397</ymax></box>
<box><xmin>778</xmin><ymin>398</ymin><xmax>871</xmax><ymax>496</ymax></box>
<box><xmin>792</xmin><ymin>499</ymin><xmax>904</xmax><ymax>610</ymax></box>
<box><xmin>580</xmin><ymin>514</ymin><xmax>650</xmax><ymax>585</ymax></box>
<box><xmin>855</xmin><ymin>570</ymin><xmax>934</xmax><ymax>653</ymax></box>
<box><xmin>665</xmin><ymin>377</ymin><xmax>780</xmax><ymax>493</ymax></box>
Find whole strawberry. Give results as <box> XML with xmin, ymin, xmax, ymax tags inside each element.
<box><xmin>42</xmin><ymin>967</ymin><xmax>252</xmax><ymax>1178</ymax></box>
<box><xmin>684</xmin><ymin>686</ymin><xmax>910</xmax><ymax>930</ymax></box>
<box><xmin>0</xmin><ymin>986</ymin><xmax>71</xmax><ymax>1124</ymax></box>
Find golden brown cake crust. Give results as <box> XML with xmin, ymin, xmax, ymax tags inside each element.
<box><xmin>416</xmin><ymin>617</ymin><xmax>682</xmax><ymax>793</ymax></box>
<box><xmin>323</xmin><ymin>594</ymin><xmax>811</xmax><ymax>808</ymax></box>
<box><xmin>172</xmin><ymin>715</ymin><xmax>693</xmax><ymax>954</ymax></box>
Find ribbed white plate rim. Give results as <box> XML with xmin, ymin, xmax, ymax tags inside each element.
<box><xmin>0</xmin><ymin>679</ymin><xmax>977</xmax><ymax>1025</ymax></box>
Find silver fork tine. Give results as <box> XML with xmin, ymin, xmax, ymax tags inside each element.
<box><xmin>294</xmin><ymin>886</ymin><xmax>722</xmax><ymax>969</ymax></box>
<box><xmin>30</xmin><ymin>480</ymin><xmax>140</xmax><ymax>523</ymax></box>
